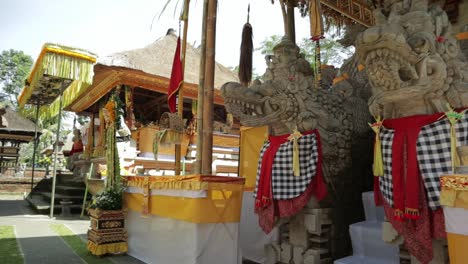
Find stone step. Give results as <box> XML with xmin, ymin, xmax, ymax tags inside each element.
<box><xmin>55</xmin><ymin>185</ymin><xmax>86</xmax><ymax>196</ymax></box>
<box><xmin>349</xmin><ymin>221</ymin><xmax>399</xmax><ymax>260</ymax></box>
<box><xmin>334</xmin><ymin>255</ymin><xmax>398</xmax><ymax>264</ymax></box>
<box><xmin>56</xmin><ymin>171</ymin><xmax>77</xmax><ymax>183</ymax></box>
<box><xmin>26</xmin><ymin>196</ymin><xmax>83</xmax><ymax>214</ymax></box>
<box><xmin>41</xmin><ymin>192</ymin><xmax>87</xmax><ymax>204</ymax></box>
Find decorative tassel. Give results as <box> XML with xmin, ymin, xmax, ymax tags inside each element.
<box><xmin>153</xmin><ymin>130</ymin><xmax>167</xmax><ymax>162</ymax></box>
<box><xmin>443</xmin><ymin>105</ymin><xmax>466</xmax><ymax>171</ymax></box>
<box><xmin>394</xmin><ymin>209</ymin><xmax>404</xmax><ymax>221</ymax></box>
<box><xmin>288</xmin><ymin>127</ymin><xmax>303</xmax><ymax>177</ymax></box>
<box><xmin>369</xmin><ymin>116</ymin><xmax>384</xmax><ymax>177</ymax></box>
<box><xmin>125</xmin><ymin>86</ymin><xmax>136</xmax><ymax>130</ymax></box>
<box><xmin>141</xmin><ymin>177</ymin><xmax>150</xmax><ymax>217</ymax></box>
<box><xmin>404</xmin><ymin>208</ymin><xmax>420</xmax><ymax>220</ymax></box>
<box><xmin>238</xmin><ymin>4</ymin><xmax>253</xmax><ymax>87</ymax></box>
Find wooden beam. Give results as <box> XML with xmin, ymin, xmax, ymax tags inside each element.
<box><xmin>320</xmin><ymin>0</ymin><xmax>374</xmax><ymax>27</ymax></box>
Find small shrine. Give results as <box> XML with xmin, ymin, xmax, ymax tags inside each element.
<box><xmin>0</xmin><ymin>106</ymin><xmax>39</xmax><ymax>175</ymax></box>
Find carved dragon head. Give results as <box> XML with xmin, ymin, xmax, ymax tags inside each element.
<box><xmin>221</xmin><ymin>38</ymin><xmax>341</xmax><ymax>135</ymax></box>
<box><xmin>356</xmin><ymin>0</ymin><xmax>468</xmax><ymax>118</ymax></box>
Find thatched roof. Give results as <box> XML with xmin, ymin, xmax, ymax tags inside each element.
<box><xmin>0</xmin><ymin>107</ymin><xmax>39</xmax><ymax>142</ymax></box>
<box><xmin>99</xmin><ymin>31</ymin><xmax>238</xmax><ymax>89</ymax></box>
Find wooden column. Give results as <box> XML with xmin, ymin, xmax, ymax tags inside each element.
<box><xmin>201</xmin><ymin>0</ymin><xmax>217</xmax><ymax>175</ymax></box>
<box><xmin>287</xmin><ymin>0</ymin><xmax>296</xmax><ymax>44</ymax></box>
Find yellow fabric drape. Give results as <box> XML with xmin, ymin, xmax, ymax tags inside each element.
<box><xmin>87</xmin><ymin>241</ymin><xmax>127</xmax><ymax>256</ymax></box>
<box><xmin>308</xmin><ymin>0</ymin><xmax>324</xmax><ymax>38</ymax></box>
<box><xmin>124</xmin><ymin>189</ymin><xmax>243</xmax><ymax>223</ymax></box>
<box><xmin>239</xmin><ymin>126</ymin><xmax>268</xmax><ymax>191</ymax></box>
<box><xmin>124</xmin><ymin>175</ymin><xmax>245</xmax><ymax>223</ymax></box>
<box><xmin>447</xmin><ymin>233</ymin><xmax>468</xmax><ymax>264</ymax></box>
<box><xmin>440</xmin><ymin>175</ymin><xmax>468</xmax><ymax>209</ymax></box>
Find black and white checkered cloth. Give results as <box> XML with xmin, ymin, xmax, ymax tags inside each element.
<box><xmin>379</xmin><ymin>113</ymin><xmax>468</xmax><ymax>210</ymax></box>
<box><xmin>254</xmin><ymin>133</ymin><xmax>319</xmax><ymax>200</ymax></box>
<box><xmin>379</xmin><ymin>128</ymin><xmax>394</xmax><ymax>207</ymax></box>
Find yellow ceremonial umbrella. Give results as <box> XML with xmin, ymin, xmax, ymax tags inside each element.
<box><xmin>18</xmin><ymin>43</ymin><xmax>97</xmax><ymax>218</ymax></box>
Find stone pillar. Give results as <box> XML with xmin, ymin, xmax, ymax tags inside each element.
<box><xmin>264</xmin><ymin>201</ymin><xmax>333</xmax><ymax>264</ymax></box>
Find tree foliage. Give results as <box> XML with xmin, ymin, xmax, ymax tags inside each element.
<box><xmin>256</xmin><ymin>27</ymin><xmax>353</xmax><ymax>71</ymax></box>
<box><xmin>0</xmin><ymin>49</ymin><xmax>33</xmax><ymax>106</ymax></box>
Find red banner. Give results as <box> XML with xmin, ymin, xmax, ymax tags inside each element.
<box><xmin>167</xmin><ymin>37</ymin><xmax>183</xmax><ymax>113</ymax></box>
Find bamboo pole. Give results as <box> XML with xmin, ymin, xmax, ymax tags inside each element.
<box><xmin>49</xmin><ymin>94</ymin><xmax>63</xmax><ymax>219</ymax></box>
<box><xmin>175</xmin><ymin>0</ymin><xmax>190</xmax><ymax>175</ymax></box>
<box><xmin>30</xmin><ymin>102</ymin><xmax>40</xmax><ymax>195</ymax></box>
<box><xmin>195</xmin><ymin>0</ymin><xmax>209</xmax><ymax>174</ymax></box>
<box><xmin>201</xmin><ymin>0</ymin><xmax>217</xmax><ymax>175</ymax></box>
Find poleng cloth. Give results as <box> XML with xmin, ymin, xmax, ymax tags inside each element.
<box><xmin>377</xmin><ymin>112</ymin><xmax>468</xmax><ymax>218</ymax></box>
<box><xmin>254</xmin><ymin>130</ymin><xmax>327</xmax><ymax>233</ymax></box>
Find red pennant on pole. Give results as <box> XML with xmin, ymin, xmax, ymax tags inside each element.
<box><xmin>167</xmin><ymin>37</ymin><xmax>183</xmax><ymax>113</ymax></box>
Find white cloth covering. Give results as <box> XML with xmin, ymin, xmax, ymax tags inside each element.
<box><xmin>239</xmin><ymin>192</ymin><xmax>278</xmax><ymax>263</ymax></box>
<box><xmin>443</xmin><ymin>207</ymin><xmax>468</xmax><ymax>235</ymax></box>
<box><xmin>126</xmin><ymin>209</ymin><xmax>241</xmax><ymax>264</ymax></box>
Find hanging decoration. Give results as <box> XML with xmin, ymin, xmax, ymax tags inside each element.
<box><xmin>369</xmin><ymin>116</ymin><xmax>384</xmax><ymax>177</ymax></box>
<box><xmin>167</xmin><ymin>36</ymin><xmax>184</xmax><ymax>113</ymax></box>
<box><xmin>308</xmin><ymin>0</ymin><xmax>325</xmax><ymax>89</ymax></box>
<box><xmin>153</xmin><ymin>112</ymin><xmax>184</xmax><ymax>161</ymax></box>
<box><xmin>287</xmin><ymin>127</ymin><xmax>303</xmax><ymax>177</ymax></box>
<box><xmin>93</xmin><ymin>100</ymin><xmax>107</xmax><ymax>158</ymax></box>
<box><xmin>442</xmin><ymin>105</ymin><xmax>466</xmax><ymax>171</ymax></box>
<box><xmin>238</xmin><ymin>4</ymin><xmax>253</xmax><ymax>87</ymax></box>
<box><xmin>125</xmin><ymin>86</ymin><xmax>136</xmax><ymax>130</ymax></box>
<box><xmin>102</xmin><ymin>92</ymin><xmax>121</xmax><ymax>191</ymax></box>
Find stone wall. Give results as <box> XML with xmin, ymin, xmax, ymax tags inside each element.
<box><xmin>0</xmin><ymin>169</ymin><xmax>47</xmax><ymax>194</ymax></box>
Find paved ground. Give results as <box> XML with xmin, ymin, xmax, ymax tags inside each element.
<box><xmin>0</xmin><ymin>198</ymin><xmax>144</xmax><ymax>264</ymax></box>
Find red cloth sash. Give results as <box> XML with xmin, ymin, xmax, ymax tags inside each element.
<box><xmin>255</xmin><ymin>129</ymin><xmax>327</xmax><ymax>233</ymax></box>
<box><xmin>383</xmin><ymin>113</ymin><xmax>444</xmax><ymax>220</ymax></box>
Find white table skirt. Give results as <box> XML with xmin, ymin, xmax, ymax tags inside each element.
<box><xmin>126</xmin><ymin>206</ymin><xmax>240</xmax><ymax>264</ymax></box>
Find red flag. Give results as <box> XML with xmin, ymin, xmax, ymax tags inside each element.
<box><xmin>167</xmin><ymin>37</ymin><xmax>183</xmax><ymax>113</ymax></box>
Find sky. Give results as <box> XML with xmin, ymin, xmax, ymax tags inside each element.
<box><xmin>0</xmin><ymin>0</ymin><xmax>313</xmax><ymax>75</ymax></box>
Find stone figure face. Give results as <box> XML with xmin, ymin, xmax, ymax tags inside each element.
<box><xmin>355</xmin><ymin>0</ymin><xmax>468</xmax><ymax>118</ymax></box>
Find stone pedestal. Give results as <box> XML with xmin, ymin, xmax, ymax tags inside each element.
<box><xmin>264</xmin><ymin>201</ymin><xmax>333</xmax><ymax>264</ymax></box>
<box><xmin>60</xmin><ymin>200</ymin><xmax>73</xmax><ymax>217</ymax></box>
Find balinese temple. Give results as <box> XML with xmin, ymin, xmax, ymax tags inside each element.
<box><xmin>0</xmin><ymin>106</ymin><xmax>39</xmax><ymax>175</ymax></box>
<box><xmin>65</xmin><ymin>30</ymin><xmax>240</xmax><ymax>177</ymax></box>
<box><xmin>59</xmin><ymin>30</ymin><xmax>245</xmax><ymax>261</ymax></box>
<box><xmin>16</xmin><ymin>1</ymin><xmax>468</xmax><ymax>264</ymax></box>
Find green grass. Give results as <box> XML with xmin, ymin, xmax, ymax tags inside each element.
<box><xmin>49</xmin><ymin>224</ymin><xmax>112</xmax><ymax>264</ymax></box>
<box><xmin>0</xmin><ymin>226</ymin><xmax>24</xmax><ymax>264</ymax></box>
